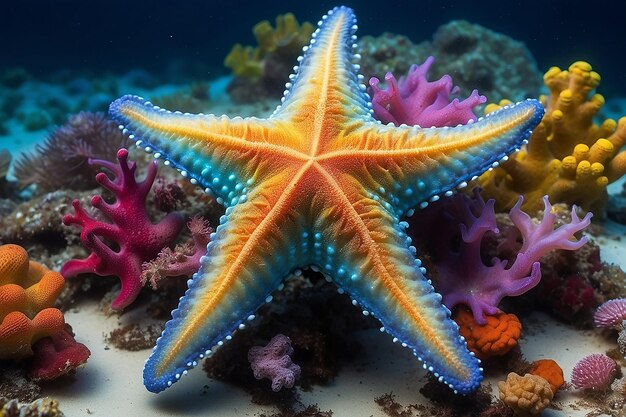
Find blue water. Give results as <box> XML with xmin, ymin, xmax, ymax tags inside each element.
<box><xmin>2</xmin><ymin>0</ymin><xmax>625</xmax><ymax>97</ymax></box>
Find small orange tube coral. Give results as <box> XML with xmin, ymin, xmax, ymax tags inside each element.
<box><xmin>0</xmin><ymin>244</ymin><xmax>65</xmax><ymax>359</ymax></box>
<box><xmin>528</xmin><ymin>359</ymin><xmax>564</xmax><ymax>394</ymax></box>
<box><xmin>452</xmin><ymin>307</ymin><xmax>521</xmax><ymax>360</ymax></box>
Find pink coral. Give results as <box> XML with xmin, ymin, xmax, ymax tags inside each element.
<box><xmin>141</xmin><ymin>216</ymin><xmax>212</xmax><ymax>289</ymax></box>
<box><xmin>248</xmin><ymin>334</ymin><xmax>301</xmax><ymax>392</ymax></box>
<box><xmin>594</xmin><ymin>298</ymin><xmax>626</xmax><ymax>328</ymax></box>
<box><xmin>29</xmin><ymin>324</ymin><xmax>91</xmax><ymax>381</ymax></box>
<box><xmin>571</xmin><ymin>353</ymin><xmax>617</xmax><ymax>390</ymax></box>
<box><xmin>409</xmin><ymin>189</ymin><xmax>592</xmax><ymax>324</ymax></box>
<box><xmin>368</xmin><ymin>56</ymin><xmax>486</xmax><ymax>127</ymax></box>
<box><xmin>61</xmin><ymin>148</ymin><xmax>185</xmax><ymax>310</ymax></box>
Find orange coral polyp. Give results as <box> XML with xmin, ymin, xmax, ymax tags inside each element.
<box><xmin>453</xmin><ymin>308</ymin><xmax>522</xmax><ymax>360</ymax></box>
<box><xmin>0</xmin><ymin>244</ymin><xmax>66</xmax><ymax>360</ymax></box>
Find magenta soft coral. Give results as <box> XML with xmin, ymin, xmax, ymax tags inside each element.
<box><xmin>410</xmin><ymin>190</ymin><xmax>592</xmax><ymax>324</ymax></box>
<box><xmin>61</xmin><ymin>149</ymin><xmax>185</xmax><ymax>310</ymax></box>
<box><xmin>368</xmin><ymin>56</ymin><xmax>486</xmax><ymax>127</ymax></box>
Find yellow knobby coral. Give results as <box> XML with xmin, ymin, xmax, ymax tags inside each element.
<box><xmin>479</xmin><ymin>61</ymin><xmax>626</xmax><ymax>214</ymax></box>
<box><xmin>0</xmin><ymin>244</ymin><xmax>65</xmax><ymax>359</ymax></box>
<box><xmin>224</xmin><ymin>13</ymin><xmax>314</xmax><ymax>79</ymax></box>
<box><xmin>498</xmin><ymin>372</ymin><xmax>554</xmax><ymax>416</ymax></box>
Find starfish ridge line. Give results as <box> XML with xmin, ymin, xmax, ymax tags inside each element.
<box><xmin>109</xmin><ymin>5</ymin><xmax>544</xmax><ymax>396</ymax></box>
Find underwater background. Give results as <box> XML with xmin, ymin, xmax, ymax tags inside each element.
<box><xmin>2</xmin><ymin>1</ymin><xmax>626</xmax><ymax>416</ymax></box>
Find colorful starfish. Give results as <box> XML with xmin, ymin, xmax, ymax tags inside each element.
<box><xmin>110</xmin><ymin>6</ymin><xmax>543</xmax><ymax>395</ymax></box>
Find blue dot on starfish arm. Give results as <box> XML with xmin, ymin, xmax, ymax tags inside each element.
<box><xmin>109</xmin><ymin>5</ymin><xmax>544</xmax><ymax>397</ymax></box>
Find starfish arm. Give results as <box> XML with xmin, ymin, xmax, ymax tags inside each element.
<box><xmin>321</xmin><ymin>99</ymin><xmax>544</xmax><ymax>214</ymax></box>
<box><xmin>271</xmin><ymin>6</ymin><xmax>373</xmax><ymax>146</ymax></box>
<box><xmin>311</xmin><ymin>175</ymin><xmax>481</xmax><ymax>394</ymax></box>
<box><xmin>110</xmin><ymin>95</ymin><xmax>307</xmax><ymax>206</ymax></box>
<box><xmin>143</xmin><ymin>169</ymin><xmax>309</xmax><ymax>392</ymax></box>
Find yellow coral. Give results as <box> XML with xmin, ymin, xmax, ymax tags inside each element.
<box><xmin>0</xmin><ymin>244</ymin><xmax>65</xmax><ymax>359</ymax></box>
<box><xmin>498</xmin><ymin>372</ymin><xmax>554</xmax><ymax>416</ymax></box>
<box><xmin>224</xmin><ymin>13</ymin><xmax>313</xmax><ymax>79</ymax></box>
<box><xmin>479</xmin><ymin>61</ymin><xmax>626</xmax><ymax>214</ymax></box>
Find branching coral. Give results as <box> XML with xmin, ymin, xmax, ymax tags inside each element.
<box><xmin>498</xmin><ymin>372</ymin><xmax>553</xmax><ymax>416</ymax></box>
<box><xmin>61</xmin><ymin>149</ymin><xmax>185</xmax><ymax>310</ymax></box>
<box><xmin>452</xmin><ymin>308</ymin><xmax>521</xmax><ymax>360</ymax></box>
<box><xmin>409</xmin><ymin>189</ymin><xmax>592</xmax><ymax>323</ymax></box>
<box><xmin>479</xmin><ymin>62</ymin><xmax>626</xmax><ymax>215</ymax></box>
<box><xmin>141</xmin><ymin>216</ymin><xmax>211</xmax><ymax>289</ymax></box>
<box><xmin>248</xmin><ymin>334</ymin><xmax>301</xmax><ymax>392</ymax></box>
<box><xmin>13</xmin><ymin>112</ymin><xmax>128</xmax><ymax>193</ymax></box>
<box><xmin>224</xmin><ymin>13</ymin><xmax>314</xmax><ymax>102</ymax></box>
<box><xmin>368</xmin><ymin>56</ymin><xmax>486</xmax><ymax>127</ymax></box>
<box><xmin>0</xmin><ymin>244</ymin><xmax>65</xmax><ymax>359</ymax></box>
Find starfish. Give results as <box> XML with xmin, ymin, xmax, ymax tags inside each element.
<box><xmin>110</xmin><ymin>6</ymin><xmax>543</xmax><ymax>395</ymax></box>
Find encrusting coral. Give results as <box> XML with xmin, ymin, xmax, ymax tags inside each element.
<box><xmin>0</xmin><ymin>244</ymin><xmax>65</xmax><ymax>359</ymax></box>
<box><xmin>224</xmin><ymin>13</ymin><xmax>314</xmax><ymax>102</ymax></box>
<box><xmin>498</xmin><ymin>372</ymin><xmax>553</xmax><ymax>416</ymax></box>
<box><xmin>452</xmin><ymin>308</ymin><xmax>521</xmax><ymax>360</ymax></box>
<box><xmin>248</xmin><ymin>334</ymin><xmax>301</xmax><ymax>392</ymax></box>
<box><xmin>479</xmin><ymin>61</ymin><xmax>626</xmax><ymax>215</ymax></box>
<box><xmin>61</xmin><ymin>149</ymin><xmax>185</xmax><ymax>310</ymax></box>
<box><xmin>409</xmin><ymin>189</ymin><xmax>592</xmax><ymax>323</ymax></box>
<box><xmin>527</xmin><ymin>359</ymin><xmax>564</xmax><ymax>394</ymax></box>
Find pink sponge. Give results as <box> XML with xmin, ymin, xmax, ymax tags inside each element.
<box><xmin>248</xmin><ymin>334</ymin><xmax>301</xmax><ymax>392</ymax></box>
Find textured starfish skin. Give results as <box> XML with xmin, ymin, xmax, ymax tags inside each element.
<box><xmin>109</xmin><ymin>6</ymin><xmax>544</xmax><ymax>395</ymax></box>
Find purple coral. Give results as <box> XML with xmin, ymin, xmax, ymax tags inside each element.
<box><xmin>61</xmin><ymin>149</ymin><xmax>185</xmax><ymax>310</ymax></box>
<box><xmin>571</xmin><ymin>353</ymin><xmax>617</xmax><ymax>390</ymax></box>
<box><xmin>248</xmin><ymin>334</ymin><xmax>301</xmax><ymax>392</ymax></box>
<box><xmin>594</xmin><ymin>299</ymin><xmax>626</xmax><ymax>329</ymax></box>
<box><xmin>368</xmin><ymin>56</ymin><xmax>486</xmax><ymax>127</ymax></box>
<box><xmin>410</xmin><ymin>189</ymin><xmax>592</xmax><ymax>324</ymax></box>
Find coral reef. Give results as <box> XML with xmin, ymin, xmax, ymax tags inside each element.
<box><xmin>368</xmin><ymin>56</ymin><xmax>486</xmax><ymax>127</ymax></box>
<box><xmin>61</xmin><ymin>149</ymin><xmax>185</xmax><ymax>310</ymax></box>
<box><xmin>409</xmin><ymin>189</ymin><xmax>592</xmax><ymax>323</ymax></box>
<box><xmin>571</xmin><ymin>353</ymin><xmax>618</xmax><ymax>390</ymax></box>
<box><xmin>140</xmin><ymin>216</ymin><xmax>211</xmax><ymax>289</ymax></box>
<box><xmin>248</xmin><ymin>334</ymin><xmax>301</xmax><ymax>392</ymax></box>
<box><xmin>0</xmin><ymin>244</ymin><xmax>65</xmax><ymax>359</ymax></box>
<box><xmin>29</xmin><ymin>324</ymin><xmax>90</xmax><ymax>381</ymax></box>
<box><xmin>498</xmin><ymin>372</ymin><xmax>553</xmax><ymax>416</ymax></box>
<box><xmin>14</xmin><ymin>112</ymin><xmax>128</xmax><ymax>193</ymax></box>
<box><xmin>452</xmin><ymin>308</ymin><xmax>521</xmax><ymax>360</ymax></box>
<box><xmin>151</xmin><ymin>81</ymin><xmax>211</xmax><ymax>114</ymax></box>
<box><xmin>0</xmin><ymin>397</ymin><xmax>64</xmax><ymax>417</ymax></box>
<box><xmin>359</xmin><ymin>20</ymin><xmax>541</xmax><ymax>103</ymax></box>
<box><xmin>594</xmin><ymin>298</ymin><xmax>626</xmax><ymax>328</ymax></box>
<box><xmin>479</xmin><ymin>62</ymin><xmax>626</xmax><ymax>215</ymax></box>
<box><xmin>224</xmin><ymin>13</ymin><xmax>314</xmax><ymax>103</ymax></box>
<box><xmin>527</xmin><ymin>359</ymin><xmax>564</xmax><ymax>394</ymax></box>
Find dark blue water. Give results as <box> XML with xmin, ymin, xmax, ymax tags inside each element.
<box><xmin>2</xmin><ymin>0</ymin><xmax>626</xmax><ymax>96</ymax></box>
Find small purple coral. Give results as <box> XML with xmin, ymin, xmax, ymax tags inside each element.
<box><xmin>248</xmin><ymin>334</ymin><xmax>301</xmax><ymax>392</ymax></box>
<box><xmin>368</xmin><ymin>56</ymin><xmax>486</xmax><ymax>128</ymax></box>
<box><xmin>571</xmin><ymin>353</ymin><xmax>617</xmax><ymax>390</ymax></box>
<box><xmin>594</xmin><ymin>299</ymin><xmax>626</xmax><ymax>329</ymax></box>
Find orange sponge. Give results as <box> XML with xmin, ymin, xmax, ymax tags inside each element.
<box><xmin>453</xmin><ymin>307</ymin><xmax>522</xmax><ymax>360</ymax></box>
<box><xmin>0</xmin><ymin>244</ymin><xmax>65</xmax><ymax>359</ymax></box>
<box><xmin>528</xmin><ymin>359</ymin><xmax>565</xmax><ymax>394</ymax></box>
